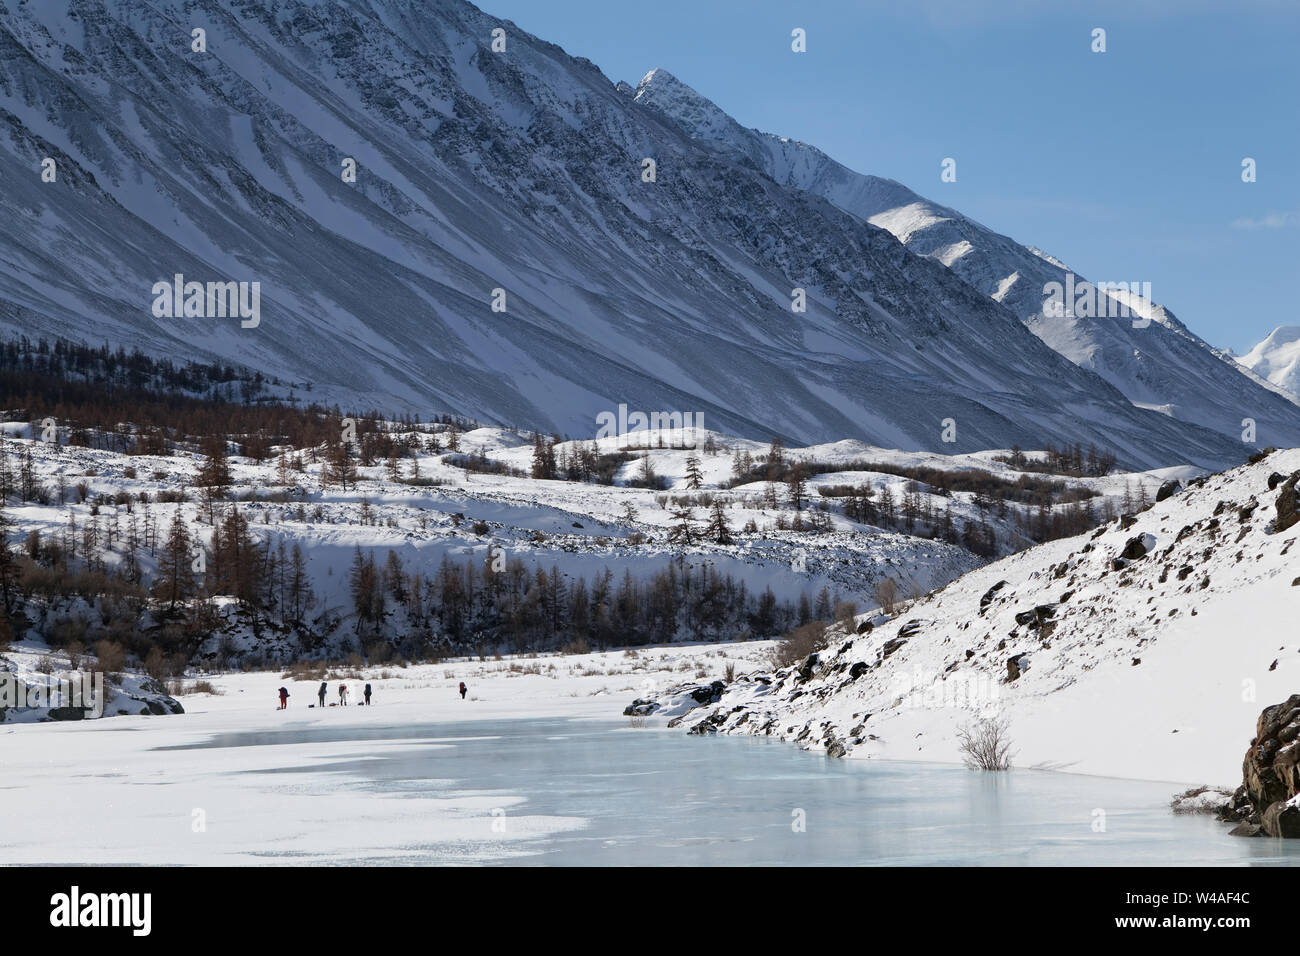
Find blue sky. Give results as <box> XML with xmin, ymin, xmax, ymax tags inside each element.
<box><xmin>480</xmin><ymin>0</ymin><xmax>1298</xmax><ymax>354</ymax></box>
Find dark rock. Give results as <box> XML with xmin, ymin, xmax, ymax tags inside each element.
<box><xmin>1275</xmin><ymin>473</ymin><xmax>1300</xmax><ymax>534</ymax></box>
<box><xmin>825</xmin><ymin>738</ymin><xmax>847</xmax><ymax>759</ymax></box>
<box><xmin>623</xmin><ymin>698</ymin><xmax>659</xmax><ymax>717</ymax></box>
<box><xmin>1268</xmin><ymin>472</ymin><xmax>1287</xmax><ymax>491</ymax></box>
<box><xmin>849</xmin><ymin>661</ymin><xmax>870</xmax><ymax>680</ymax></box>
<box><xmin>1006</xmin><ymin>654</ymin><xmax>1028</xmax><ymax>682</ymax></box>
<box><xmin>979</xmin><ymin>581</ymin><xmax>1008</xmax><ymax>611</ymax></box>
<box><xmin>1121</xmin><ymin>535</ymin><xmax>1150</xmax><ymax>560</ymax></box>
<box><xmin>880</xmin><ymin>637</ymin><xmax>908</xmax><ymax>659</ymax></box>
<box><xmin>1119</xmin><ymin>513</ymin><xmax>1139</xmax><ymax>530</ymax></box>
<box><xmin>856</xmin><ymin>619</ymin><xmax>874</xmax><ymax>635</ymax></box>
<box><xmin>1155</xmin><ymin>479</ymin><xmax>1181</xmax><ymax>502</ymax></box>
<box><xmin>1228</xmin><ymin>821</ymin><xmax>1263</xmax><ymax>838</ymax></box>
<box><xmin>898</xmin><ymin>620</ymin><xmax>923</xmax><ymax>638</ymax></box>
<box><xmin>1262</xmin><ymin>801</ymin><xmax>1300</xmax><ymax>838</ymax></box>
<box><xmin>690</xmin><ymin>680</ymin><xmax>727</xmax><ymax>704</ymax></box>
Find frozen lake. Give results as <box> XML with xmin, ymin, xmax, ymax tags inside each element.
<box><xmin>160</xmin><ymin>717</ymin><xmax>1300</xmax><ymax>866</ymax></box>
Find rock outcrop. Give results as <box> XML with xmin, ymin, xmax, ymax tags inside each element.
<box><xmin>1222</xmin><ymin>695</ymin><xmax>1300</xmax><ymax>837</ymax></box>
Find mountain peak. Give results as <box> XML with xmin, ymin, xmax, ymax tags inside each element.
<box><xmin>633</xmin><ymin>67</ymin><xmax>739</xmax><ymax>142</ymax></box>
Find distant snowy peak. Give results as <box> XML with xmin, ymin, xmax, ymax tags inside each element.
<box><xmin>1238</xmin><ymin>326</ymin><xmax>1300</xmax><ymax>400</ymax></box>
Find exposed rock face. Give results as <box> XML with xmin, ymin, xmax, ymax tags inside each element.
<box><xmin>1275</xmin><ymin>473</ymin><xmax>1300</xmax><ymax>534</ymax></box>
<box><xmin>1224</xmin><ymin>694</ymin><xmax>1300</xmax><ymax>837</ymax></box>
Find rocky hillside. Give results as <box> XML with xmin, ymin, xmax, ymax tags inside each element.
<box><xmin>629</xmin><ymin>447</ymin><xmax>1300</xmax><ymax>786</ymax></box>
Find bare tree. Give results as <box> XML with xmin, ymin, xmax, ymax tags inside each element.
<box><xmin>957</xmin><ymin>715</ymin><xmax>1015</xmax><ymax>771</ymax></box>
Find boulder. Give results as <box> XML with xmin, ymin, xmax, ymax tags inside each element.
<box><xmin>1121</xmin><ymin>534</ymin><xmax>1153</xmax><ymax>560</ymax></box>
<box><xmin>1262</xmin><ymin>801</ymin><xmax>1300</xmax><ymax>838</ymax></box>
<box><xmin>1155</xmin><ymin>479</ymin><xmax>1182</xmax><ymax>502</ymax></box>
<box><xmin>690</xmin><ymin>680</ymin><xmax>727</xmax><ymax>705</ymax></box>
<box><xmin>1275</xmin><ymin>473</ymin><xmax>1300</xmax><ymax>534</ymax></box>
<box><xmin>979</xmin><ymin>580</ymin><xmax>1008</xmax><ymax>611</ymax></box>
<box><xmin>1006</xmin><ymin>654</ymin><xmax>1029</xmax><ymax>682</ymax></box>
<box><xmin>879</xmin><ymin>637</ymin><xmax>908</xmax><ymax>659</ymax></box>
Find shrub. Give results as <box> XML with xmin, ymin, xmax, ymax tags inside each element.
<box><xmin>769</xmin><ymin>621</ymin><xmax>828</xmax><ymax>669</ymax></box>
<box><xmin>957</xmin><ymin>715</ymin><xmax>1014</xmax><ymax>771</ymax></box>
<box><xmin>875</xmin><ymin>578</ymin><xmax>900</xmax><ymax>615</ymax></box>
<box><xmin>143</xmin><ymin>646</ymin><xmax>168</xmax><ymax>680</ymax></box>
<box><xmin>92</xmin><ymin>640</ymin><xmax>127</xmax><ymax>686</ymax></box>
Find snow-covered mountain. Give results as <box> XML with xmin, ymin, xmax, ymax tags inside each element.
<box><xmin>631</xmin><ymin>447</ymin><xmax>1300</xmax><ymax>785</ymax></box>
<box><xmin>0</xmin><ymin>0</ymin><xmax>1275</xmax><ymax>468</ymax></box>
<box><xmin>1238</xmin><ymin>326</ymin><xmax>1300</xmax><ymax>401</ymax></box>
<box><xmin>630</xmin><ymin>68</ymin><xmax>1300</xmax><ymax>450</ymax></box>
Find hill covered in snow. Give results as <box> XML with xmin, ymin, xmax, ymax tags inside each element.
<box><xmin>631</xmin><ymin>446</ymin><xmax>1300</xmax><ymax>786</ymax></box>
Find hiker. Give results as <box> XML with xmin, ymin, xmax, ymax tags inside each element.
<box><xmin>278</xmin><ymin>686</ymin><xmax>289</xmax><ymax>710</ymax></box>
<box><xmin>459</xmin><ymin>681</ymin><xmax>467</xmax><ymax>700</ymax></box>
<box><xmin>364</xmin><ymin>683</ymin><xmax>372</xmax><ymax>706</ymax></box>
<box><xmin>318</xmin><ymin>682</ymin><xmax>327</xmax><ymax>707</ymax></box>
<box><xmin>339</xmin><ymin>684</ymin><xmax>349</xmax><ymax>706</ymax></box>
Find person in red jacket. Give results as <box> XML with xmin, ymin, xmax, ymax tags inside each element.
<box><xmin>459</xmin><ymin>681</ymin><xmax>467</xmax><ymax>700</ymax></box>
<box><xmin>278</xmin><ymin>686</ymin><xmax>289</xmax><ymax>710</ymax></box>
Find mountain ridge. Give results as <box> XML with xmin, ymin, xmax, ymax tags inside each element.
<box><xmin>0</xmin><ymin>0</ymin><xmax>1278</xmax><ymax>470</ymax></box>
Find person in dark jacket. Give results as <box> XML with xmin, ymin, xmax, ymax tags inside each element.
<box><xmin>459</xmin><ymin>681</ymin><xmax>467</xmax><ymax>700</ymax></box>
<box><xmin>318</xmin><ymin>682</ymin><xmax>327</xmax><ymax>708</ymax></box>
<box><xmin>278</xmin><ymin>687</ymin><xmax>290</xmax><ymax>710</ymax></box>
<box><xmin>364</xmin><ymin>683</ymin><xmax>372</xmax><ymax>706</ymax></box>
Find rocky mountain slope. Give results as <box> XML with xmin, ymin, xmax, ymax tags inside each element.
<box><xmin>630</xmin><ymin>447</ymin><xmax>1300</xmax><ymax>786</ymax></box>
<box><xmin>0</xmin><ymin>0</ymin><xmax>1269</xmax><ymax>468</ymax></box>
<box><xmin>629</xmin><ymin>68</ymin><xmax>1300</xmax><ymax>451</ymax></box>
